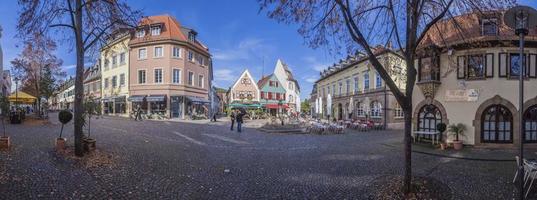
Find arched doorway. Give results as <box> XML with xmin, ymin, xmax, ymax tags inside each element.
<box><xmin>417</xmin><ymin>104</ymin><xmax>442</xmax><ymax>140</ymax></box>
<box><xmin>524</xmin><ymin>105</ymin><xmax>537</xmax><ymax>143</ymax></box>
<box><xmin>338</xmin><ymin>103</ymin><xmax>343</xmax><ymax>120</ymax></box>
<box><xmin>481</xmin><ymin>104</ymin><xmax>513</xmax><ymax>143</ymax></box>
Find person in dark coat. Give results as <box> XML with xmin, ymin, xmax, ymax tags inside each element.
<box><xmin>236</xmin><ymin>111</ymin><xmax>245</xmax><ymax>132</ymax></box>
<box><xmin>230</xmin><ymin>110</ymin><xmax>236</xmax><ymax>131</ymax></box>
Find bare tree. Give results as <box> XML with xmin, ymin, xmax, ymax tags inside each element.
<box><xmin>260</xmin><ymin>0</ymin><xmax>512</xmax><ymax>194</ymax></box>
<box><xmin>11</xmin><ymin>34</ymin><xmax>64</xmax><ymax>118</ymax></box>
<box><xmin>17</xmin><ymin>0</ymin><xmax>141</xmax><ymax>156</ymax></box>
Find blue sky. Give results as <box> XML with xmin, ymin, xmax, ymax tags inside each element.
<box><xmin>1</xmin><ymin>0</ymin><xmax>537</xmax><ymax>100</ymax></box>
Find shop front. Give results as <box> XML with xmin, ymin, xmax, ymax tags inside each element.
<box><xmin>170</xmin><ymin>96</ymin><xmax>184</xmax><ymax>118</ymax></box>
<box><xmin>128</xmin><ymin>95</ymin><xmax>147</xmax><ymax>114</ymax></box>
<box><xmin>114</xmin><ymin>96</ymin><xmax>127</xmax><ymax>115</ymax></box>
<box><xmin>186</xmin><ymin>96</ymin><xmax>210</xmax><ymax>119</ymax></box>
<box><xmin>102</xmin><ymin>98</ymin><xmax>113</xmax><ymax>114</ymax></box>
<box><xmin>147</xmin><ymin>95</ymin><xmax>166</xmax><ymax>116</ymax></box>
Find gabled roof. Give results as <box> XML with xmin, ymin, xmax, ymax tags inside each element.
<box><xmin>130</xmin><ymin>15</ymin><xmax>209</xmax><ymax>55</ymax></box>
<box><xmin>257</xmin><ymin>75</ymin><xmax>271</xmax><ymax>88</ymax></box>
<box><xmin>230</xmin><ymin>69</ymin><xmax>259</xmax><ymax>93</ymax></box>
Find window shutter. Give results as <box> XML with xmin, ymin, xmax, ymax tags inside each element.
<box><xmin>499</xmin><ymin>53</ymin><xmax>507</xmax><ymax>77</ymax></box>
<box><xmin>485</xmin><ymin>53</ymin><xmax>494</xmax><ymax>78</ymax></box>
<box><xmin>531</xmin><ymin>54</ymin><xmax>537</xmax><ymax>78</ymax></box>
<box><xmin>457</xmin><ymin>56</ymin><xmax>466</xmax><ymax>79</ymax></box>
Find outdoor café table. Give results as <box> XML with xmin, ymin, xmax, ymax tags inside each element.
<box><xmin>413</xmin><ymin>131</ymin><xmax>440</xmax><ymax>145</ymax></box>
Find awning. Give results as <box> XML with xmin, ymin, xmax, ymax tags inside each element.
<box><xmin>229</xmin><ymin>103</ymin><xmax>262</xmax><ymax>109</ymax></box>
<box><xmin>187</xmin><ymin>96</ymin><xmax>210</xmax><ymax>104</ymax></box>
<box><xmin>128</xmin><ymin>95</ymin><xmax>145</xmax><ymax>102</ymax></box>
<box><xmin>8</xmin><ymin>91</ymin><xmax>37</xmax><ymax>104</ymax></box>
<box><xmin>101</xmin><ymin>98</ymin><xmax>111</xmax><ymax>103</ymax></box>
<box><xmin>265</xmin><ymin>104</ymin><xmax>289</xmax><ymax>109</ymax></box>
<box><xmin>146</xmin><ymin>95</ymin><xmax>166</xmax><ymax>102</ymax></box>
<box><xmin>114</xmin><ymin>96</ymin><xmax>126</xmax><ymax>102</ymax></box>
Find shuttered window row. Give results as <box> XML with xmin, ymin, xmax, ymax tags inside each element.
<box><xmin>456</xmin><ymin>53</ymin><xmax>537</xmax><ymax>79</ymax></box>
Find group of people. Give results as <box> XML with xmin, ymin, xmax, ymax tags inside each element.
<box><xmin>229</xmin><ymin>110</ymin><xmax>245</xmax><ymax>132</ymax></box>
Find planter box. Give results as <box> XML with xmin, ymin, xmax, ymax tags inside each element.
<box><xmin>56</xmin><ymin>138</ymin><xmax>66</xmax><ymax>151</ymax></box>
<box><xmin>0</xmin><ymin>136</ymin><xmax>10</xmax><ymax>149</ymax></box>
<box><xmin>83</xmin><ymin>138</ymin><xmax>96</xmax><ymax>152</ymax></box>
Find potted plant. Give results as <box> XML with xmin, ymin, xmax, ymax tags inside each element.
<box><xmin>57</xmin><ymin>109</ymin><xmax>73</xmax><ymax>151</ymax></box>
<box><xmin>436</xmin><ymin>122</ymin><xmax>447</xmax><ymax>150</ymax></box>
<box><xmin>448</xmin><ymin>123</ymin><xmax>466</xmax><ymax>150</ymax></box>
<box><xmin>0</xmin><ymin>97</ymin><xmax>10</xmax><ymax>149</ymax></box>
<box><xmin>82</xmin><ymin>95</ymin><xmax>99</xmax><ymax>152</ymax></box>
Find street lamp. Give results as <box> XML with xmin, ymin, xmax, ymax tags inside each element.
<box><xmin>14</xmin><ymin>77</ymin><xmax>19</xmax><ymax>108</ymax></box>
<box><xmin>504</xmin><ymin>6</ymin><xmax>537</xmax><ymax>200</ymax></box>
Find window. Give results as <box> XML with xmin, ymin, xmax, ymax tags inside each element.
<box><xmin>188</xmin><ymin>51</ymin><xmax>194</xmax><ymax>62</ymax></box>
<box><xmin>332</xmin><ymin>84</ymin><xmax>335</xmax><ymax>96</ymax></box>
<box><xmin>198</xmin><ymin>75</ymin><xmax>204</xmax><ymax>88</ymax></box>
<box><xmin>112</xmin><ymin>55</ymin><xmax>117</xmax><ymax>66</ymax></box>
<box><xmin>151</xmin><ymin>26</ymin><xmax>161</xmax><ymax>36</ymax></box>
<box><xmin>375</xmin><ymin>72</ymin><xmax>382</xmax><ymax>88</ymax></box>
<box><xmin>120</xmin><ymin>53</ymin><xmax>126</xmax><ymax>64</ymax></box>
<box><xmin>276</xmin><ymin>93</ymin><xmax>281</xmax><ymax>100</ymax></box>
<box><xmin>138</xmin><ymin>48</ymin><xmax>147</xmax><ymax>59</ymax></box>
<box><xmin>363</xmin><ymin>73</ymin><xmax>370</xmax><ymax>90</ymax></box>
<box><xmin>289</xmin><ymin>82</ymin><xmax>294</xmax><ymax>91</ymax></box>
<box><xmin>119</xmin><ymin>74</ymin><xmax>125</xmax><ymax>87</ymax></box>
<box><xmin>173</xmin><ymin>69</ymin><xmax>181</xmax><ymax>83</ymax></box>
<box><xmin>172</xmin><ymin>47</ymin><xmax>182</xmax><ymax>58</ymax></box>
<box><xmin>104</xmin><ymin>59</ymin><xmax>109</xmax><ymax>70</ymax></box>
<box><xmin>417</xmin><ymin>104</ymin><xmax>442</xmax><ymax>140</ymax></box>
<box><xmin>394</xmin><ymin>103</ymin><xmax>404</xmax><ymax>118</ymax></box>
<box><xmin>524</xmin><ymin>106</ymin><xmax>537</xmax><ymax>143</ymax></box>
<box><xmin>196</xmin><ymin>55</ymin><xmax>203</xmax><ymax>65</ymax></box>
<box><xmin>260</xmin><ymin>92</ymin><xmax>265</xmax><ymax>99</ymax></box>
<box><xmin>136</xmin><ymin>29</ymin><xmax>145</xmax><ymax>38</ymax></box>
<box><xmin>112</xmin><ymin>76</ymin><xmax>117</xmax><ymax>88</ymax></box>
<box><xmin>481</xmin><ymin>18</ymin><xmax>498</xmax><ymax>36</ymax></box>
<box><xmin>188</xmin><ymin>71</ymin><xmax>194</xmax><ymax>86</ymax></box>
<box><xmin>418</xmin><ymin>56</ymin><xmax>440</xmax><ymax>81</ymax></box>
<box><xmin>510</xmin><ymin>53</ymin><xmax>527</xmax><ymax>77</ymax></box>
<box><xmin>338</xmin><ymin>82</ymin><xmax>342</xmax><ymax>95</ymax></box>
<box><xmin>289</xmin><ymin>95</ymin><xmax>293</xmax><ymax>102</ymax></box>
<box><xmin>354</xmin><ymin>77</ymin><xmax>359</xmax><ymax>93</ymax></box>
<box><xmin>268</xmin><ymin>92</ymin><xmax>273</xmax><ymax>100</ymax></box>
<box><xmin>345</xmin><ymin>79</ymin><xmax>350</xmax><ymax>95</ymax></box>
<box><xmin>188</xmin><ymin>32</ymin><xmax>196</xmax><ymax>42</ymax></box>
<box><xmin>138</xmin><ymin>70</ymin><xmax>146</xmax><ymax>84</ymax></box>
<box><xmin>154</xmin><ymin>69</ymin><xmax>163</xmax><ymax>83</ymax></box>
<box><xmin>104</xmin><ymin>78</ymin><xmax>109</xmax><ymax>88</ymax></box>
<box><xmin>241</xmin><ymin>78</ymin><xmax>250</xmax><ymax>84</ymax></box>
<box><xmin>467</xmin><ymin>55</ymin><xmax>485</xmax><ymax>79</ymax></box>
<box><xmin>370</xmin><ymin>101</ymin><xmax>382</xmax><ymax>118</ymax></box>
<box><xmin>154</xmin><ymin>47</ymin><xmax>163</xmax><ymax>58</ymax></box>
<box><xmin>482</xmin><ymin>104</ymin><xmax>513</xmax><ymax>143</ymax></box>
<box><xmin>322</xmin><ymin>87</ymin><xmax>326</xmax><ymax>97</ymax></box>
<box><xmin>356</xmin><ymin>102</ymin><xmax>365</xmax><ymax>117</ymax></box>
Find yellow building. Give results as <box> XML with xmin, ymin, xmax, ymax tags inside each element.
<box><xmin>313</xmin><ymin>47</ymin><xmax>406</xmax><ymax>129</ymax></box>
<box><xmin>100</xmin><ymin>30</ymin><xmax>130</xmax><ymax>116</ymax></box>
<box><xmin>412</xmin><ymin>11</ymin><xmax>537</xmax><ymax>147</ymax></box>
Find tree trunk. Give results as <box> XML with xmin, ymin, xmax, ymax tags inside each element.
<box><xmin>403</xmin><ymin>106</ymin><xmax>413</xmax><ymax>193</ymax></box>
<box><xmin>73</xmin><ymin>0</ymin><xmax>85</xmax><ymax>157</ymax></box>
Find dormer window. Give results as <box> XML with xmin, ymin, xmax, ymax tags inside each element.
<box><xmin>151</xmin><ymin>26</ymin><xmax>161</xmax><ymax>36</ymax></box>
<box><xmin>481</xmin><ymin>18</ymin><xmax>498</xmax><ymax>36</ymax></box>
<box><xmin>136</xmin><ymin>29</ymin><xmax>145</xmax><ymax>38</ymax></box>
<box><xmin>188</xmin><ymin>32</ymin><xmax>196</xmax><ymax>42</ymax></box>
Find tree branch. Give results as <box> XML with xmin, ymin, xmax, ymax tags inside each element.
<box><xmin>416</xmin><ymin>0</ymin><xmax>454</xmax><ymax>46</ymax></box>
<box><xmin>83</xmin><ymin>20</ymin><xmax>118</xmax><ymax>51</ymax></box>
<box><xmin>335</xmin><ymin>0</ymin><xmax>406</xmax><ymax>105</ymax></box>
<box><xmin>49</xmin><ymin>23</ymin><xmax>75</xmax><ymax>30</ymax></box>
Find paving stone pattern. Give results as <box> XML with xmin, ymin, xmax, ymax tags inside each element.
<box><xmin>0</xmin><ymin>113</ymin><xmax>524</xmax><ymax>199</ymax></box>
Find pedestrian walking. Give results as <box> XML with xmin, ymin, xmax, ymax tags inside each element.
<box><xmin>135</xmin><ymin>105</ymin><xmax>143</xmax><ymax>121</ymax></box>
<box><xmin>230</xmin><ymin>110</ymin><xmax>236</xmax><ymax>131</ymax></box>
<box><xmin>236</xmin><ymin>111</ymin><xmax>244</xmax><ymax>133</ymax></box>
<box><xmin>212</xmin><ymin>113</ymin><xmax>217</xmax><ymax>122</ymax></box>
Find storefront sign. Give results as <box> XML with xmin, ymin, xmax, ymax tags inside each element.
<box><xmin>445</xmin><ymin>89</ymin><xmax>479</xmax><ymax>102</ymax></box>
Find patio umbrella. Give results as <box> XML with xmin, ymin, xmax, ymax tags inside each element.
<box><xmin>237</xmin><ymin>107</ymin><xmax>246</xmax><ymax>114</ymax></box>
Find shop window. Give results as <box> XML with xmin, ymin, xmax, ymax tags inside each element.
<box><xmin>370</xmin><ymin>101</ymin><xmax>382</xmax><ymax>118</ymax></box>
<box><xmin>524</xmin><ymin>105</ymin><xmax>537</xmax><ymax>143</ymax></box>
<box><xmin>482</xmin><ymin>104</ymin><xmax>513</xmax><ymax>143</ymax></box>
<box><xmin>417</xmin><ymin>104</ymin><xmax>442</xmax><ymax>140</ymax></box>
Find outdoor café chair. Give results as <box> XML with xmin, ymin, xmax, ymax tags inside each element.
<box><xmin>525</xmin><ymin>160</ymin><xmax>537</xmax><ymax>198</ymax></box>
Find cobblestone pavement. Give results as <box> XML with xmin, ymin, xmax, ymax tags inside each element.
<box><xmin>0</xmin><ymin>114</ymin><xmax>524</xmax><ymax>199</ymax></box>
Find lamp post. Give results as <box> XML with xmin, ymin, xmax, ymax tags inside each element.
<box><xmin>14</xmin><ymin>77</ymin><xmax>19</xmax><ymax>108</ymax></box>
<box><xmin>505</xmin><ymin>6</ymin><xmax>537</xmax><ymax>200</ymax></box>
